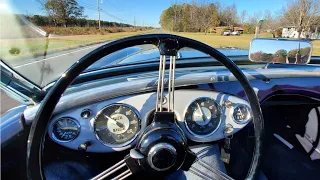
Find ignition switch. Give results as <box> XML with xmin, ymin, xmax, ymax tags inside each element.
<box><xmin>78</xmin><ymin>140</ymin><xmax>91</xmax><ymax>152</ymax></box>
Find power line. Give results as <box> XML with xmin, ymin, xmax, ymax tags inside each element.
<box><xmin>77</xmin><ymin>0</ymin><xmax>129</xmax><ymax>25</ymax></box>
<box><xmin>100</xmin><ymin>9</ymin><xmax>127</xmax><ymax>23</ymax></box>
<box><xmin>77</xmin><ymin>0</ymin><xmax>96</xmax><ymax>8</ymax></box>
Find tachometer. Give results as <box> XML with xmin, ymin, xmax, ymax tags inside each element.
<box><xmin>94</xmin><ymin>104</ymin><xmax>140</xmax><ymax>147</ymax></box>
<box><xmin>52</xmin><ymin>117</ymin><xmax>81</xmax><ymax>142</ymax></box>
<box><xmin>184</xmin><ymin>97</ymin><xmax>221</xmax><ymax>137</ymax></box>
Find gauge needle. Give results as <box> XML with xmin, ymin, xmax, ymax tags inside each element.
<box><xmin>197</xmin><ymin>103</ymin><xmax>207</xmax><ymax>121</ymax></box>
<box><xmin>61</xmin><ymin>132</ymin><xmax>66</xmax><ymax>138</ymax></box>
<box><xmin>104</xmin><ymin>115</ymin><xmax>125</xmax><ymax>128</ymax></box>
<box><xmin>58</xmin><ymin>126</ymin><xmax>78</xmax><ymax>131</ymax></box>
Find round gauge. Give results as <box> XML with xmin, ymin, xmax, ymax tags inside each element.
<box><xmin>94</xmin><ymin>104</ymin><xmax>140</xmax><ymax>147</ymax></box>
<box><xmin>233</xmin><ymin>104</ymin><xmax>251</xmax><ymax>123</ymax></box>
<box><xmin>52</xmin><ymin>117</ymin><xmax>80</xmax><ymax>142</ymax></box>
<box><xmin>184</xmin><ymin>97</ymin><xmax>221</xmax><ymax>137</ymax></box>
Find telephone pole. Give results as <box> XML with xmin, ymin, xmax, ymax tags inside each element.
<box><xmin>134</xmin><ymin>16</ymin><xmax>136</xmax><ymax>30</ymax></box>
<box><xmin>97</xmin><ymin>0</ymin><xmax>101</xmax><ymax>29</ymax></box>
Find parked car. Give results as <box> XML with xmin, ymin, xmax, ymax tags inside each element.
<box><xmin>223</xmin><ymin>30</ymin><xmax>232</xmax><ymax>36</ymax></box>
<box><xmin>231</xmin><ymin>31</ymin><xmax>240</xmax><ymax>36</ymax></box>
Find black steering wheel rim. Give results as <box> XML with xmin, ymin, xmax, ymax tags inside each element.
<box><xmin>27</xmin><ymin>34</ymin><xmax>264</xmax><ymax>180</ymax></box>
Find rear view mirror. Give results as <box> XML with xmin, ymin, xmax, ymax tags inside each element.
<box><xmin>249</xmin><ymin>39</ymin><xmax>312</xmax><ymax>64</ymax></box>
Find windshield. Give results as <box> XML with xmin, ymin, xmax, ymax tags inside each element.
<box><xmin>1</xmin><ymin>0</ymin><xmax>320</xmax><ymax>87</ymax></box>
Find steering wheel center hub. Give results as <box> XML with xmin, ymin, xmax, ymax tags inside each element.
<box><xmin>148</xmin><ymin>143</ymin><xmax>177</xmax><ymax>171</ymax></box>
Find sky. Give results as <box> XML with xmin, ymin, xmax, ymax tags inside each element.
<box><xmin>5</xmin><ymin>0</ymin><xmax>289</xmax><ymax>27</ymax></box>
<box><xmin>250</xmin><ymin>40</ymin><xmax>311</xmax><ymax>54</ymax></box>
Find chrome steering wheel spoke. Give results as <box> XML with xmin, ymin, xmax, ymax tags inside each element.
<box><xmin>91</xmin><ymin>159</ymin><xmax>132</xmax><ymax>180</ymax></box>
<box><xmin>155</xmin><ymin>55</ymin><xmax>176</xmax><ymax>112</ymax></box>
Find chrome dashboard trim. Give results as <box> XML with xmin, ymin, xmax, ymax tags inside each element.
<box><xmin>183</xmin><ymin>97</ymin><xmax>222</xmax><ymax>138</ymax></box>
<box><xmin>24</xmin><ymin>67</ymin><xmax>320</xmax><ymax>123</ymax></box>
<box><xmin>93</xmin><ymin>103</ymin><xmax>141</xmax><ymax>148</ymax></box>
<box><xmin>45</xmin><ymin>90</ymin><xmax>251</xmax><ymax>151</ymax></box>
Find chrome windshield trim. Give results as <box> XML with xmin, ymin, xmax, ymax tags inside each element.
<box><xmin>24</xmin><ymin>66</ymin><xmax>320</xmax><ymax>123</ymax></box>
<box><xmin>0</xmin><ymin>61</ymin><xmax>42</xmax><ymax>92</ymax></box>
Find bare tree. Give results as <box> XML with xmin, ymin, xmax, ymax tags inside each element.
<box><xmin>240</xmin><ymin>10</ymin><xmax>247</xmax><ymax>25</ymax></box>
<box><xmin>281</xmin><ymin>0</ymin><xmax>320</xmax><ymax>38</ymax></box>
<box><xmin>196</xmin><ymin>1</ymin><xmax>220</xmax><ymax>34</ymax></box>
<box><xmin>220</xmin><ymin>4</ymin><xmax>238</xmax><ymax>26</ymax></box>
<box><xmin>247</xmin><ymin>12</ymin><xmax>262</xmax><ymax>26</ymax></box>
<box><xmin>189</xmin><ymin>1</ymin><xmax>202</xmax><ymax>32</ymax></box>
<box><xmin>171</xmin><ymin>1</ymin><xmax>182</xmax><ymax>31</ymax></box>
<box><xmin>261</xmin><ymin>10</ymin><xmax>282</xmax><ymax>37</ymax></box>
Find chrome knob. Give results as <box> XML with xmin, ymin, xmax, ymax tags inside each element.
<box><xmin>147</xmin><ymin>143</ymin><xmax>177</xmax><ymax>171</ymax></box>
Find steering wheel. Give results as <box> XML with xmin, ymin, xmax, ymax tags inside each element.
<box><xmin>27</xmin><ymin>34</ymin><xmax>264</xmax><ymax>180</ymax></box>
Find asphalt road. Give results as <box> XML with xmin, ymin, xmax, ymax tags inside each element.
<box><xmin>1</xmin><ymin>30</ymin><xmax>162</xmax><ymax>115</ymax></box>
<box><xmin>14</xmin><ymin>43</ymin><xmax>107</xmax><ymax>87</ymax></box>
<box><xmin>1</xmin><ymin>43</ymin><xmax>106</xmax><ymax>116</ymax></box>
<box><xmin>1</xmin><ymin>29</ymin><xmax>169</xmax><ymax>116</ymax></box>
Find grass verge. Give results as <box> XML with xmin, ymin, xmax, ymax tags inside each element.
<box><xmin>174</xmin><ymin>32</ymin><xmax>320</xmax><ymax>56</ymax></box>
<box><xmin>1</xmin><ymin>30</ymin><xmax>155</xmax><ymax>61</ymax></box>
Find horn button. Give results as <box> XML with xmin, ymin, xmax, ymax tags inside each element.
<box><xmin>148</xmin><ymin>143</ymin><xmax>177</xmax><ymax>171</ymax></box>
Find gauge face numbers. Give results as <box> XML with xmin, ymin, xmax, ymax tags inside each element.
<box><xmin>94</xmin><ymin>104</ymin><xmax>140</xmax><ymax>146</ymax></box>
<box><xmin>52</xmin><ymin>117</ymin><xmax>80</xmax><ymax>142</ymax></box>
<box><xmin>233</xmin><ymin>105</ymin><xmax>251</xmax><ymax>123</ymax></box>
<box><xmin>185</xmin><ymin>98</ymin><xmax>221</xmax><ymax>136</ymax></box>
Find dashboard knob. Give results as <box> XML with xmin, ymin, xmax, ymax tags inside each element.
<box><xmin>78</xmin><ymin>140</ymin><xmax>91</xmax><ymax>152</ymax></box>
<box><xmin>81</xmin><ymin>109</ymin><xmax>92</xmax><ymax>119</ymax></box>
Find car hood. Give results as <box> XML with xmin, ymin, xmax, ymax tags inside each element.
<box><xmin>86</xmin><ymin>46</ymin><xmax>249</xmax><ymax>72</ymax></box>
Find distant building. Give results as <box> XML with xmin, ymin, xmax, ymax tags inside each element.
<box><xmin>282</xmin><ymin>26</ymin><xmax>320</xmax><ymax>39</ymax></box>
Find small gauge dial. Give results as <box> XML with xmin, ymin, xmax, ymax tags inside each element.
<box><xmin>233</xmin><ymin>105</ymin><xmax>251</xmax><ymax>123</ymax></box>
<box><xmin>185</xmin><ymin>97</ymin><xmax>221</xmax><ymax>136</ymax></box>
<box><xmin>52</xmin><ymin>117</ymin><xmax>80</xmax><ymax>142</ymax></box>
<box><xmin>94</xmin><ymin>104</ymin><xmax>140</xmax><ymax>146</ymax></box>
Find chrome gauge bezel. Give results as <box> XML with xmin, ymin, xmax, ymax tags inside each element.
<box><xmin>51</xmin><ymin>117</ymin><xmax>81</xmax><ymax>143</ymax></box>
<box><xmin>93</xmin><ymin>103</ymin><xmax>141</xmax><ymax>148</ymax></box>
<box><xmin>232</xmin><ymin>104</ymin><xmax>252</xmax><ymax>124</ymax></box>
<box><xmin>183</xmin><ymin>97</ymin><xmax>222</xmax><ymax>138</ymax></box>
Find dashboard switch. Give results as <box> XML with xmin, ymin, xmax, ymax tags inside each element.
<box><xmin>78</xmin><ymin>141</ymin><xmax>91</xmax><ymax>152</ymax></box>
<box><xmin>224</xmin><ymin>101</ymin><xmax>233</xmax><ymax>108</ymax></box>
<box><xmin>224</xmin><ymin>124</ymin><xmax>234</xmax><ymax>135</ymax></box>
<box><xmin>81</xmin><ymin>109</ymin><xmax>92</xmax><ymax>119</ymax></box>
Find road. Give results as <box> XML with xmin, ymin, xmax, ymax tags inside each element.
<box><xmin>1</xmin><ymin>43</ymin><xmax>109</xmax><ymax>116</ymax></box>
<box><xmin>14</xmin><ymin>43</ymin><xmax>107</xmax><ymax>87</ymax></box>
<box><xmin>1</xmin><ymin>30</ymin><xmax>161</xmax><ymax>115</ymax></box>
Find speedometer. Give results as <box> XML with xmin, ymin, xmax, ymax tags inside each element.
<box><xmin>94</xmin><ymin>104</ymin><xmax>140</xmax><ymax>147</ymax></box>
<box><xmin>184</xmin><ymin>97</ymin><xmax>221</xmax><ymax>137</ymax></box>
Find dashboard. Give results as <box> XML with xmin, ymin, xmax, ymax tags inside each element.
<box><xmin>48</xmin><ymin>90</ymin><xmax>252</xmax><ymax>153</ymax></box>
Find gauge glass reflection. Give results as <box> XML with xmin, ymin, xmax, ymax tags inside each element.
<box><xmin>52</xmin><ymin>117</ymin><xmax>80</xmax><ymax>142</ymax></box>
<box><xmin>94</xmin><ymin>104</ymin><xmax>140</xmax><ymax>146</ymax></box>
<box><xmin>185</xmin><ymin>97</ymin><xmax>221</xmax><ymax>136</ymax></box>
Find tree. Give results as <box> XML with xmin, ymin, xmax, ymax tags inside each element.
<box><xmin>273</xmin><ymin>49</ymin><xmax>287</xmax><ymax>63</ymax></box>
<box><xmin>220</xmin><ymin>4</ymin><xmax>238</xmax><ymax>26</ymax></box>
<box><xmin>260</xmin><ymin>11</ymin><xmax>282</xmax><ymax>37</ymax></box>
<box><xmin>281</xmin><ymin>0</ymin><xmax>320</xmax><ymax>38</ymax></box>
<box><xmin>240</xmin><ymin>10</ymin><xmax>247</xmax><ymax>25</ymax></box>
<box><xmin>39</xmin><ymin>0</ymin><xmax>84</xmax><ymax>27</ymax></box>
<box><xmin>159</xmin><ymin>1</ymin><xmax>220</xmax><ymax>33</ymax></box>
<box><xmin>197</xmin><ymin>2</ymin><xmax>220</xmax><ymax>34</ymax></box>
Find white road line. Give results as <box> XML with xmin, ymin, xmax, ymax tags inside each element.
<box><xmin>14</xmin><ymin>44</ymin><xmax>103</xmax><ymax>69</ymax></box>
<box><xmin>274</xmin><ymin>133</ymin><xmax>294</xmax><ymax>149</ymax></box>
